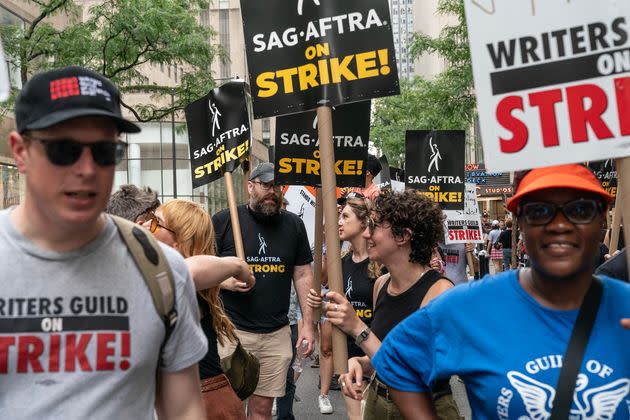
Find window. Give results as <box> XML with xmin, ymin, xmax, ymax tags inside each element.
<box><xmin>0</xmin><ymin>6</ymin><xmax>25</xmax><ymax>90</ymax></box>
<box><xmin>262</xmin><ymin>119</ymin><xmax>271</xmax><ymax>145</ymax></box>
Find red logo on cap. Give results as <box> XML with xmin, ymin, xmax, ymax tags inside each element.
<box><xmin>50</xmin><ymin>77</ymin><xmax>80</xmax><ymax>100</ymax></box>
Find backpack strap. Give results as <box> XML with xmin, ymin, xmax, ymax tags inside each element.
<box><xmin>110</xmin><ymin>215</ymin><xmax>178</xmax><ymax>367</ymax></box>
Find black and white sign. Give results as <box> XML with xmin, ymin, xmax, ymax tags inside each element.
<box><xmin>405</xmin><ymin>130</ymin><xmax>465</xmax><ymax>210</ymax></box>
<box><xmin>589</xmin><ymin>159</ymin><xmax>617</xmax><ymax>199</ymax></box>
<box><xmin>274</xmin><ymin>101</ymin><xmax>370</xmax><ymax>187</ymax></box>
<box><xmin>240</xmin><ymin>0</ymin><xmax>399</xmax><ymax>119</ymax></box>
<box><xmin>185</xmin><ymin>81</ymin><xmax>251</xmax><ymax>188</ymax></box>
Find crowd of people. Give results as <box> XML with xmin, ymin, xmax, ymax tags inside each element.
<box><xmin>1</xmin><ymin>66</ymin><xmax>629</xmax><ymax>420</ymax></box>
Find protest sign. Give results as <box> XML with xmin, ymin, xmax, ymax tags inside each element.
<box><xmin>240</xmin><ymin>0</ymin><xmax>399</xmax><ymax>118</ymax></box>
<box><xmin>443</xmin><ymin>183</ymin><xmax>484</xmax><ymax>245</ymax></box>
<box><xmin>283</xmin><ymin>186</ymin><xmax>317</xmax><ymax>248</ymax></box>
<box><xmin>464</xmin><ymin>1</ymin><xmax>630</xmax><ymax>172</ymax></box>
<box><xmin>0</xmin><ymin>41</ymin><xmax>9</xmax><ymax>102</ymax></box>
<box><xmin>374</xmin><ymin>155</ymin><xmax>392</xmax><ymax>192</ymax></box>
<box><xmin>405</xmin><ymin>130</ymin><xmax>466</xmax><ymax>210</ymax></box>
<box><xmin>588</xmin><ymin>159</ymin><xmax>617</xmax><ymax>199</ymax></box>
<box><xmin>274</xmin><ymin>101</ymin><xmax>370</xmax><ymax>187</ymax></box>
<box><xmin>185</xmin><ymin>81</ymin><xmax>251</xmax><ymax>189</ymax></box>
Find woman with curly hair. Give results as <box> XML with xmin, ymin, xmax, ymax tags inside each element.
<box><xmin>308</xmin><ymin>191</ymin><xmax>461</xmax><ymax>420</ymax></box>
<box><xmin>145</xmin><ymin>199</ymin><xmax>247</xmax><ymax>420</ymax></box>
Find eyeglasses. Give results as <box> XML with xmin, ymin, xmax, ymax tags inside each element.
<box><xmin>519</xmin><ymin>199</ymin><xmax>604</xmax><ymax>226</ymax></box>
<box><xmin>367</xmin><ymin>217</ymin><xmax>383</xmax><ymax>234</ymax></box>
<box><xmin>252</xmin><ymin>181</ymin><xmax>281</xmax><ymax>191</ymax></box>
<box><xmin>149</xmin><ymin>212</ymin><xmax>176</xmax><ymax>234</ymax></box>
<box><xmin>25</xmin><ymin>136</ymin><xmax>127</xmax><ymax>166</ymax></box>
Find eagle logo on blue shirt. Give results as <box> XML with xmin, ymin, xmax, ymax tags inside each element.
<box><xmin>507</xmin><ymin>371</ymin><xmax>630</xmax><ymax>419</ymax></box>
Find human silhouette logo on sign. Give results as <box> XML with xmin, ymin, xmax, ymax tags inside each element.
<box><xmin>297</xmin><ymin>0</ymin><xmax>320</xmax><ymax>16</ymax></box>
<box><xmin>209</xmin><ymin>101</ymin><xmax>222</xmax><ymax>137</ymax></box>
<box><xmin>428</xmin><ymin>136</ymin><xmax>442</xmax><ymax>173</ymax></box>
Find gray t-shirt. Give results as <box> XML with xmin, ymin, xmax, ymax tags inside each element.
<box><xmin>0</xmin><ymin>210</ymin><xmax>207</xmax><ymax>419</ymax></box>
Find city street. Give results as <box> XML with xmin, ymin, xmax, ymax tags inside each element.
<box><xmin>283</xmin><ymin>357</ymin><xmax>472</xmax><ymax>419</ymax></box>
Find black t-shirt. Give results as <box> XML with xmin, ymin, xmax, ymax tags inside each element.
<box><xmin>342</xmin><ymin>253</ymin><xmax>375</xmax><ymax>358</ymax></box>
<box><xmin>213</xmin><ymin>205</ymin><xmax>313</xmax><ymax>333</ymax></box>
<box><xmin>498</xmin><ymin>229</ymin><xmax>513</xmax><ymax>249</ymax></box>
<box><xmin>197</xmin><ymin>296</ymin><xmax>223</xmax><ymax>379</ymax></box>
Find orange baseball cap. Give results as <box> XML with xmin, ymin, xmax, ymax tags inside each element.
<box><xmin>506</xmin><ymin>164</ymin><xmax>613</xmax><ymax>213</ymax></box>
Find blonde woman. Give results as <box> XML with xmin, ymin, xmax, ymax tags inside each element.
<box><xmin>144</xmin><ymin>199</ymin><xmax>249</xmax><ymax>420</ymax></box>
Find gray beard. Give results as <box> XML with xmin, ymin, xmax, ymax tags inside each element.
<box><xmin>252</xmin><ymin>197</ymin><xmax>280</xmax><ymax>216</ymax></box>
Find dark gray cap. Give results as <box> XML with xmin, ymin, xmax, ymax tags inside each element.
<box><xmin>249</xmin><ymin>162</ymin><xmax>274</xmax><ymax>183</ymax></box>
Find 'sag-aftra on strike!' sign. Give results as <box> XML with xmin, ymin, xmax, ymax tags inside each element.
<box><xmin>465</xmin><ymin>0</ymin><xmax>630</xmax><ymax>172</ymax></box>
<box><xmin>240</xmin><ymin>0</ymin><xmax>399</xmax><ymax>119</ymax></box>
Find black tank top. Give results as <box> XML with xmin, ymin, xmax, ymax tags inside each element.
<box><xmin>197</xmin><ymin>295</ymin><xmax>223</xmax><ymax>379</ymax></box>
<box><xmin>371</xmin><ymin>269</ymin><xmax>448</xmax><ymax>341</ymax></box>
<box><xmin>371</xmin><ymin>269</ymin><xmax>452</xmax><ymax>392</ymax></box>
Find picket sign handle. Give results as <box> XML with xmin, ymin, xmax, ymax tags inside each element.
<box><xmin>615</xmin><ymin>158</ymin><xmax>630</xmax><ymax>277</ymax></box>
<box><xmin>224</xmin><ymin>172</ymin><xmax>246</xmax><ymax>260</ymax></box>
<box><xmin>609</xmin><ymin>162</ymin><xmax>623</xmax><ymax>254</ymax></box>
<box><xmin>312</xmin><ymin>188</ymin><xmax>324</xmax><ymax>322</ymax></box>
<box><xmin>466</xmin><ymin>252</ymin><xmax>476</xmax><ymax>280</ymax></box>
<box><xmin>317</xmin><ymin>105</ymin><xmax>349</xmax><ymax>374</ymax></box>
<box><xmin>242</xmin><ymin>157</ymin><xmax>250</xmax><ymax>203</ymax></box>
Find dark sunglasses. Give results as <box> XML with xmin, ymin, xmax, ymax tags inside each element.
<box><xmin>149</xmin><ymin>212</ymin><xmax>176</xmax><ymax>235</ymax></box>
<box><xmin>344</xmin><ymin>192</ymin><xmax>365</xmax><ymax>201</ymax></box>
<box><xmin>519</xmin><ymin>199</ymin><xmax>604</xmax><ymax>226</ymax></box>
<box><xmin>27</xmin><ymin>136</ymin><xmax>127</xmax><ymax>166</ymax></box>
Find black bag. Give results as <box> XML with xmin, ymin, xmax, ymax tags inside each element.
<box><xmin>493</xmin><ymin>241</ymin><xmax>502</xmax><ymax>250</ymax></box>
<box><xmin>220</xmin><ymin>340</ymin><xmax>260</xmax><ymax>400</ymax></box>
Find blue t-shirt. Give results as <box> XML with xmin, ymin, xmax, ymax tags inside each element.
<box><xmin>372</xmin><ymin>270</ymin><xmax>630</xmax><ymax>419</ymax></box>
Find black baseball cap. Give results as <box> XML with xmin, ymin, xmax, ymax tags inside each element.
<box><xmin>15</xmin><ymin>66</ymin><xmax>141</xmax><ymax>134</ymax></box>
<box><xmin>249</xmin><ymin>162</ymin><xmax>274</xmax><ymax>183</ymax></box>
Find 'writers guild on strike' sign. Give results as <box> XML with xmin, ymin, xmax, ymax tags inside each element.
<box><xmin>465</xmin><ymin>0</ymin><xmax>630</xmax><ymax>172</ymax></box>
<box><xmin>405</xmin><ymin>130</ymin><xmax>465</xmax><ymax>211</ymax></box>
<box><xmin>240</xmin><ymin>0</ymin><xmax>399</xmax><ymax>118</ymax></box>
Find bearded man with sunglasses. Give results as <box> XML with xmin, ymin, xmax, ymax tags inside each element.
<box><xmin>370</xmin><ymin>164</ymin><xmax>630</xmax><ymax>418</ymax></box>
<box><xmin>1</xmin><ymin>67</ymin><xmax>207</xmax><ymax>419</ymax></box>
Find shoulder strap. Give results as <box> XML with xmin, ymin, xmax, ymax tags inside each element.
<box><xmin>110</xmin><ymin>215</ymin><xmax>178</xmax><ymax>366</ymax></box>
<box><xmin>550</xmin><ymin>276</ymin><xmax>603</xmax><ymax>419</ymax></box>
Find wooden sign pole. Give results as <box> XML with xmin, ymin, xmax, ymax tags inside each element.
<box><xmin>312</xmin><ymin>187</ymin><xmax>324</xmax><ymax>322</ymax></box>
<box><xmin>317</xmin><ymin>105</ymin><xmax>348</xmax><ymax>374</ymax></box>
<box><xmin>609</xmin><ymin>166</ymin><xmax>623</xmax><ymax>254</ymax></box>
<box><xmin>224</xmin><ymin>172</ymin><xmax>245</xmax><ymax>259</ymax></box>
<box><xmin>242</xmin><ymin>157</ymin><xmax>250</xmax><ymax>203</ymax></box>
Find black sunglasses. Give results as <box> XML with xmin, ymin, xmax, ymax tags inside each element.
<box><xmin>27</xmin><ymin>136</ymin><xmax>127</xmax><ymax>166</ymax></box>
<box><xmin>519</xmin><ymin>199</ymin><xmax>604</xmax><ymax>226</ymax></box>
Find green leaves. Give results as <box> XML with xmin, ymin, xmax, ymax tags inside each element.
<box><xmin>1</xmin><ymin>0</ymin><xmax>219</xmax><ymax>121</ymax></box>
<box><xmin>370</xmin><ymin>0</ymin><xmax>477</xmax><ymax>168</ymax></box>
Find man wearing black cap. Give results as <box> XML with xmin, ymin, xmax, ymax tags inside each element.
<box><xmin>212</xmin><ymin>162</ymin><xmax>316</xmax><ymax>420</ymax></box>
<box><xmin>1</xmin><ymin>67</ymin><xmax>207</xmax><ymax>418</ymax></box>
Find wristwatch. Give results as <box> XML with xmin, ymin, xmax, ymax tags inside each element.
<box><xmin>354</xmin><ymin>327</ymin><xmax>371</xmax><ymax>346</ymax></box>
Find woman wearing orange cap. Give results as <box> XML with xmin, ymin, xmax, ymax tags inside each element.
<box><xmin>370</xmin><ymin>164</ymin><xmax>630</xmax><ymax>418</ymax></box>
